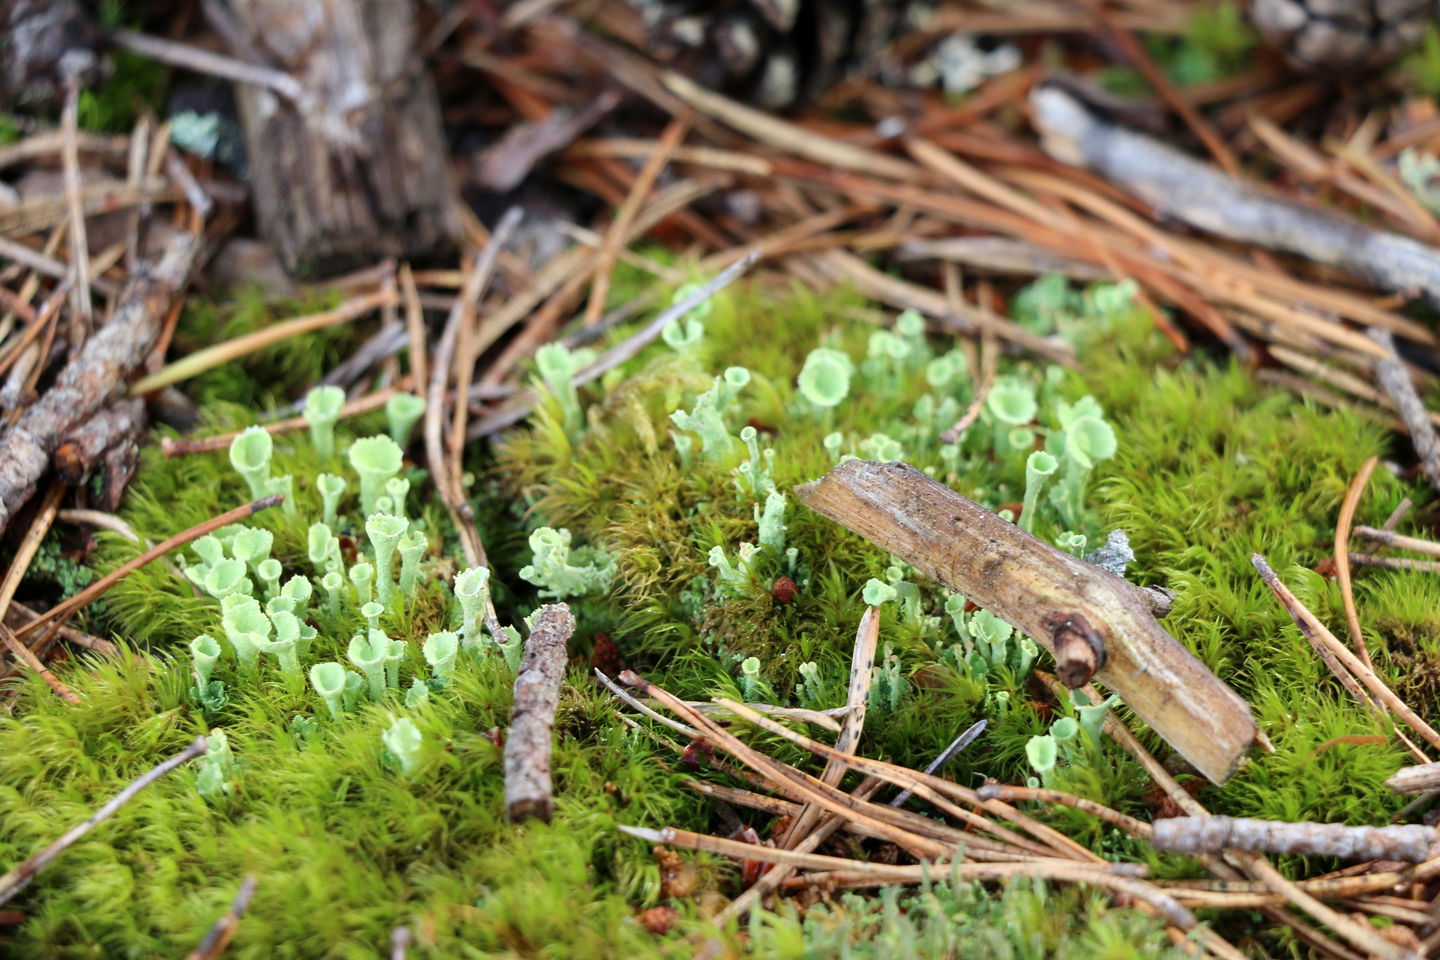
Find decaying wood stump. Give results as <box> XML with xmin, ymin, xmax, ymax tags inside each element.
<box><xmin>219</xmin><ymin>0</ymin><xmax>459</xmax><ymax>278</ymax></box>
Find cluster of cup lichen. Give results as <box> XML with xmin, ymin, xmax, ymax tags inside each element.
<box><xmin>183</xmin><ymin>387</ymin><xmax>514</xmax><ymax>792</ymax></box>
<box><xmin>496</xmin><ymin>278</ymin><xmax>1130</xmax><ymax>768</ymax></box>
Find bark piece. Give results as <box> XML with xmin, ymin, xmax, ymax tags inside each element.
<box><xmin>53</xmin><ymin>396</ymin><xmax>145</xmax><ymax>486</ymax></box>
<box><xmin>1152</xmin><ymin>815</ymin><xmax>1437</xmax><ymax>862</ymax></box>
<box><xmin>1031</xmin><ymin>84</ymin><xmax>1440</xmax><ymax>309</ymax></box>
<box><xmin>794</xmin><ymin>459</ymin><xmax>1257</xmax><ymax>785</ymax></box>
<box><xmin>220</xmin><ymin>0</ymin><xmax>459</xmax><ymax>278</ymax></box>
<box><xmin>1368</xmin><ymin>326</ymin><xmax>1440</xmax><ymax>493</ymax></box>
<box><xmin>0</xmin><ymin>231</ymin><xmax>200</xmax><ymax>537</ymax></box>
<box><xmin>504</xmin><ymin>603</ymin><xmax>577</xmax><ymax>823</ymax></box>
<box><xmin>1385</xmin><ymin>762</ymin><xmax>1440</xmax><ymax>795</ymax></box>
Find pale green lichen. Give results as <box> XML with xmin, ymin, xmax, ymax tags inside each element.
<box><xmin>518</xmin><ymin>526</ymin><xmax>616</xmax><ymax>600</ymax></box>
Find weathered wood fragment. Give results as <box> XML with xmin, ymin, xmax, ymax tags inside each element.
<box><xmin>1386</xmin><ymin>762</ymin><xmax>1440</xmax><ymax>796</ymax></box>
<box><xmin>219</xmin><ymin>0</ymin><xmax>459</xmax><ymax>278</ymax></box>
<box><xmin>794</xmin><ymin>459</ymin><xmax>1256</xmax><ymax>784</ymax></box>
<box><xmin>504</xmin><ymin>603</ymin><xmax>577</xmax><ymax>823</ymax></box>
<box><xmin>1152</xmin><ymin>815</ymin><xmax>1437</xmax><ymax>863</ymax></box>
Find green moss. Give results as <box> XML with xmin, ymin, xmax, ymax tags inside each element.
<box><xmin>6</xmin><ymin>272</ymin><xmax>1440</xmax><ymax>957</ymax></box>
<box><xmin>171</xmin><ymin>286</ymin><xmax>352</xmax><ymax>412</ymax></box>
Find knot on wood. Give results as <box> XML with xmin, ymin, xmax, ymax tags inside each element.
<box><xmin>1045</xmin><ymin>612</ymin><xmax>1106</xmax><ymax>688</ymax></box>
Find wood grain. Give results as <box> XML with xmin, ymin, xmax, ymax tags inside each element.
<box><xmin>795</xmin><ymin>459</ymin><xmax>1256</xmax><ymax>784</ymax></box>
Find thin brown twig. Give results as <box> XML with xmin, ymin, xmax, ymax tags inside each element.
<box><xmin>399</xmin><ymin>264</ymin><xmax>428</xmax><ymax>404</ymax></box>
<box><xmin>4</xmin><ymin>600</ymin><xmax>119</xmax><ymax>657</ymax></box>
<box><xmin>1369</xmin><ymin>328</ymin><xmax>1440</xmax><ymax>493</ymax></box>
<box><xmin>183</xmin><ymin>875</ymin><xmax>258</xmax><ymax>960</ymax></box>
<box><xmin>0</xmin><ymin>736</ymin><xmax>208</xmax><ymax>906</ymax></box>
<box><xmin>60</xmin><ymin>78</ymin><xmax>92</xmax><ymax>336</ymax></box>
<box><xmin>1348</xmin><ymin>553</ymin><xmax>1440</xmax><ymax>574</ymax></box>
<box><xmin>1353</xmin><ymin>526</ymin><xmax>1440</xmax><ymax>559</ymax></box>
<box><xmin>781</xmin><ymin>607</ymin><xmax>878</xmax><ymax>849</ymax></box>
<box><xmin>15</xmin><ymin>494</ymin><xmax>283</xmax><ymax>642</ymax></box>
<box><xmin>621</xmin><ymin>824</ymin><xmax>1196</xmax><ymax>930</ymax></box>
<box><xmin>447</xmin><ymin>208</ymin><xmax>524</xmax><ymax>505</ymax></box>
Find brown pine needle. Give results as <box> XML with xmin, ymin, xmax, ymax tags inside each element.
<box><xmin>15</xmin><ymin>494</ymin><xmax>284</xmax><ymax>642</ymax></box>
<box><xmin>781</xmin><ymin>607</ymin><xmax>878</xmax><ymax>849</ymax></box>
<box><xmin>619</xmin><ymin>824</ymin><xmax>1196</xmax><ymax>930</ymax></box>
<box><xmin>1335</xmin><ymin>457</ymin><xmax>1378</xmax><ymax>670</ymax></box>
<box><xmin>160</xmin><ymin>381</ymin><xmax>411</xmax><ymax>458</ymax></box>
<box><xmin>583</xmin><ymin>114</ymin><xmax>691</xmax><ymax>328</ymax></box>
<box><xmin>0</xmin><ymin>485</ymin><xmax>79</xmax><ymax>703</ymax></box>
<box><xmin>130</xmin><ymin>287</ymin><xmax>396</xmax><ymax>395</ymax></box>
<box><xmin>1253</xmin><ymin>553</ymin><xmax>1440</xmax><ymax>754</ymax></box>
<box><xmin>711</xmin><ymin>695</ymin><xmax>1098</xmax><ymax>864</ymax></box>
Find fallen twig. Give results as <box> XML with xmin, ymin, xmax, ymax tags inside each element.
<box><xmin>504</xmin><ymin>603</ymin><xmax>576</xmax><ymax>823</ymax></box>
<box><xmin>1031</xmin><ymin>85</ymin><xmax>1440</xmax><ymax>309</ymax></box>
<box><xmin>1150</xmin><ymin>816</ymin><xmax>1436</xmax><ymax>863</ymax></box>
<box><xmin>53</xmin><ymin>396</ymin><xmax>145</xmax><ymax>485</ymax></box>
<box><xmin>0</xmin><ymin>232</ymin><xmax>201</xmax><ymax>536</ymax></box>
<box><xmin>0</xmin><ymin>736</ymin><xmax>207</xmax><ymax>905</ymax></box>
<box><xmin>1348</xmin><ymin>553</ymin><xmax>1440</xmax><ymax>573</ymax></box>
<box><xmin>1387</xmin><ymin>764</ymin><xmax>1440</xmax><ymax>796</ymax></box>
<box><xmin>1368</xmin><ymin>328</ymin><xmax>1440</xmax><ymax>493</ymax></box>
<box><xmin>14</xmin><ymin>494</ymin><xmax>283</xmax><ymax>643</ymax></box>
<box><xmin>795</xmin><ymin>459</ymin><xmax>1256</xmax><ymax>784</ymax></box>
<box><xmin>1353</xmin><ymin>526</ymin><xmax>1440</xmax><ymax>558</ymax></box>
<box><xmin>183</xmin><ymin>874</ymin><xmax>258</xmax><ymax>960</ymax></box>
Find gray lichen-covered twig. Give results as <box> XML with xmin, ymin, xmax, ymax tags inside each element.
<box><xmin>1368</xmin><ymin>327</ymin><xmax>1440</xmax><ymax>492</ymax></box>
<box><xmin>1031</xmin><ymin>84</ymin><xmax>1440</xmax><ymax>309</ymax></box>
<box><xmin>503</xmin><ymin>603</ymin><xmax>577</xmax><ymax>823</ymax></box>
<box><xmin>0</xmin><ymin>735</ymin><xmax>207</xmax><ymax>906</ymax></box>
<box><xmin>0</xmin><ymin>231</ymin><xmax>201</xmax><ymax>536</ymax></box>
<box><xmin>1151</xmin><ymin>816</ymin><xmax>1437</xmax><ymax>863</ymax></box>
<box><xmin>794</xmin><ymin>459</ymin><xmax>1257</xmax><ymax>784</ymax></box>
<box><xmin>1386</xmin><ymin>762</ymin><xmax>1440</xmax><ymax>795</ymax></box>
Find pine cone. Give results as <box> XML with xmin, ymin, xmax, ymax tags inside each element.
<box><xmin>1250</xmin><ymin>0</ymin><xmax>1436</xmax><ymax>72</ymax></box>
<box><xmin>626</xmin><ymin>0</ymin><xmax>910</xmax><ymax>108</ymax></box>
